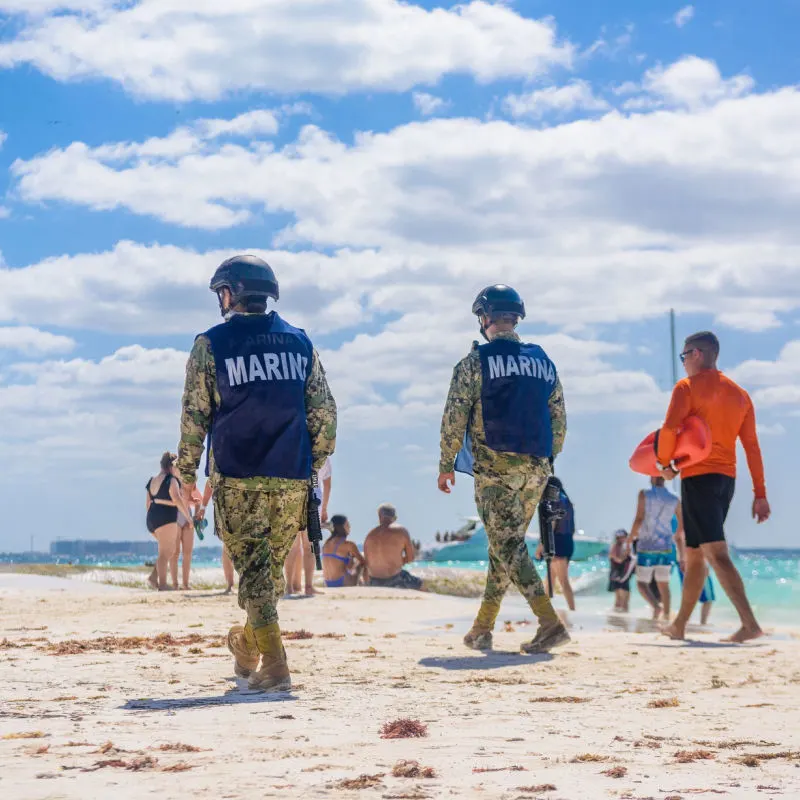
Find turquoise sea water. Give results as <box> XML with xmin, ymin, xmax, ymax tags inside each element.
<box><xmin>413</xmin><ymin>552</ymin><xmax>799</xmax><ymax>608</ymax></box>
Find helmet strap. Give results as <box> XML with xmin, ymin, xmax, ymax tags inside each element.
<box><xmin>216</xmin><ymin>289</ymin><xmax>232</xmax><ymax>319</ymax></box>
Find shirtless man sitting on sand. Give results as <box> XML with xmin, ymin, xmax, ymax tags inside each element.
<box><xmin>363</xmin><ymin>504</ymin><xmax>425</xmax><ymax>591</ymax></box>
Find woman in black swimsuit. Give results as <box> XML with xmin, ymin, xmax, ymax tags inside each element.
<box><xmin>146</xmin><ymin>452</ymin><xmax>193</xmax><ymax>591</ymax></box>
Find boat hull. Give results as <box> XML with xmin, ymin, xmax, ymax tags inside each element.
<box><xmin>428</xmin><ymin>527</ymin><xmax>607</xmax><ymax>564</ymax></box>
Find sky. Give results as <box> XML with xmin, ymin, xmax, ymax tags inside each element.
<box><xmin>1</xmin><ymin>0</ymin><xmax>799</xmax><ymax>553</ymax></box>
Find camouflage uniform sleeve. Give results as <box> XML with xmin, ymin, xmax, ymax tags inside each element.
<box><xmin>176</xmin><ymin>335</ymin><xmax>216</xmax><ymax>485</ymax></box>
<box><xmin>549</xmin><ymin>376</ymin><xmax>567</xmax><ymax>458</ymax></box>
<box><xmin>306</xmin><ymin>349</ymin><xmax>337</xmax><ymax>470</ymax></box>
<box><xmin>439</xmin><ymin>354</ymin><xmax>479</xmax><ymax>474</ymax></box>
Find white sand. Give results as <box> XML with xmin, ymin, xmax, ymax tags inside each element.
<box><xmin>1</xmin><ymin>577</ymin><xmax>799</xmax><ymax>799</ymax></box>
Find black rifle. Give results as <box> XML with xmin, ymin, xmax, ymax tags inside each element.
<box><xmin>307</xmin><ymin>471</ymin><xmax>323</xmax><ymax>570</ymax></box>
<box><xmin>538</xmin><ymin>475</ymin><xmax>567</xmax><ymax>599</ymax></box>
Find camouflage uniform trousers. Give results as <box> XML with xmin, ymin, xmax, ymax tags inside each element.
<box><xmin>473</xmin><ymin>462</ymin><xmax>559</xmax><ymax>629</ymax></box>
<box><xmin>213</xmin><ymin>481</ymin><xmax>307</xmax><ymax>630</ymax></box>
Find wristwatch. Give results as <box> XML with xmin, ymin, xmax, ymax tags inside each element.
<box><xmin>656</xmin><ymin>460</ymin><xmax>679</xmax><ymax>474</ymax></box>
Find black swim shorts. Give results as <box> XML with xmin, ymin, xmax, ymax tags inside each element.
<box><xmin>681</xmin><ymin>473</ymin><xmax>736</xmax><ymax>549</ymax></box>
<box><xmin>368</xmin><ymin>570</ymin><xmax>423</xmax><ymax>590</ymax></box>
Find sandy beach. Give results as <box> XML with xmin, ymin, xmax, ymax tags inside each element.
<box><xmin>1</xmin><ymin>574</ymin><xmax>799</xmax><ymax>800</ymax></box>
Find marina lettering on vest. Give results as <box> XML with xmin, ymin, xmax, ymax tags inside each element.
<box><xmin>225</xmin><ymin>352</ymin><xmax>309</xmax><ymax>386</ymax></box>
<box><xmin>487</xmin><ymin>354</ymin><xmax>555</xmax><ymax>384</ymax></box>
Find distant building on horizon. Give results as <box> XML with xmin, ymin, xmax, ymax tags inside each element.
<box><xmin>50</xmin><ymin>539</ymin><xmax>158</xmax><ymax>558</ymax></box>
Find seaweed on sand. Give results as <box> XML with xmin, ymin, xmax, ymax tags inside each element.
<box><xmin>380</xmin><ymin>719</ymin><xmax>428</xmax><ymax>739</ymax></box>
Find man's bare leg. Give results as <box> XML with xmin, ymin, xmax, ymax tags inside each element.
<box><xmin>636</xmin><ymin>580</ymin><xmax>662</xmax><ymax>620</ymax></box>
<box><xmin>301</xmin><ymin>531</ymin><xmax>319</xmax><ymax>596</ymax></box>
<box><xmin>222</xmin><ymin>546</ymin><xmax>235</xmax><ymax>593</ymax></box>
<box><xmin>700</xmin><ymin>601</ymin><xmax>712</xmax><ymax>625</ymax></box>
<box><xmin>656</xmin><ymin>581</ymin><xmax>671</xmax><ymax>620</ymax></box>
<box><xmin>663</xmin><ymin>547</ymin><xmax>706</xmax><ymax>640</ymax></box>
<box><xmin>283</xmin><ymin>534</ymin><xmax>303</xmax><ymax>595</ymax></box>
<box><xmin>702</xmin><ymin>541</ymin><xmax>763</xmax><ymax>643</ymax></box>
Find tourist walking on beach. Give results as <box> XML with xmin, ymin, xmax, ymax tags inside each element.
<box><xmin>627</xmin><ymin>477</ymin><xmax>684</xmax><ymax>621</ymax></box>
<box><xmin>657</xmin><ymin>331</ymin><xmax>769</xmax><ymax>643</ymax></box>
<box><xmin>284</xmin><ymin>456</ymin><xmax>332</xmax><ymax>596</ymax></box>
<box><xmin>177</xmin><ymin>255</ymin><xmax>336</xmax><ymax>692</ymax></box>
<box><xmin>438</xmin><ymin>285</ymin><xmax>569</xmax><ymax>653</ymax></box>
<box><xmin>364</xmin><ymin>504</ymin><xmax>425</xmax><ymax>589</ymax></box>
<box><xmin>146</xmin><ymin>452</ymin><xmax>194</xmax><ymax>591</ymax></box>
<box><xmin>322</xmin><ymin>514</ymin><xmax>365</xmax><ymax>587</ymax></box>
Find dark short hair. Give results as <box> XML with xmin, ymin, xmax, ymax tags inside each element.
<box><xmin>331</xmin><ymin>514</ymin><xmax>348</xmax><ymax>537</ymax></box>
<box><xmin>685</xmin><ymin>331</ymin><xmax>720</xmax><ymax>365</ymax></box>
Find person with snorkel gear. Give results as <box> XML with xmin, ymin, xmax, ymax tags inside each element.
<box><xmin>438</xmin><ymin>285</ymin><xmax>570</xmax><ymax>654</ymax></box>
<box><xmin>176</xmin><ymin>255</ymin><xmax>337</xmax><ymax>691</ymax></box>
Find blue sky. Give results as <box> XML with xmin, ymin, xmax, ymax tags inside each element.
<box><xmin>1</xmin><ymin>0</ymin><xmax>799</xmax><ymax>553</ymax></box>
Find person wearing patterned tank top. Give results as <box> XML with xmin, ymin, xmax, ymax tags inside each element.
<box><xmin>628</xmin><ymin>477</ymin><xmax>684</xmax><ymax>620</ymax></box>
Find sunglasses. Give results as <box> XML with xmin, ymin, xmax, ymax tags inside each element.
<box><xmin>679</xmin><ymin>348</ymin><xmax>699</xmax><ymax>363</ymax></box>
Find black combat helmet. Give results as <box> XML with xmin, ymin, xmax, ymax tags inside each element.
<box><xmin>472</xmin><ymin>284</ymin><xmax>526</xmax><ymax>320</ymax></box>
<box><xmin>209</xmin><ymin>255</ymin><xmax>279</xmax><ymax>310</ymax></box>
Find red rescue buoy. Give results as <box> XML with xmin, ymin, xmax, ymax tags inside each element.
<box><xmin>629</xmin><ymin>415</ymin><xmax>711</xmax><ymax>477</ymax></box>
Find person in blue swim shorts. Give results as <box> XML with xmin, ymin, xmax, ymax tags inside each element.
<box><xmin>628</xmin><ymin>476</ymin><xmax>685</xmax><ymax>621</ymax></box>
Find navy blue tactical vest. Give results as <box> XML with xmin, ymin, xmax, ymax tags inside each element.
<box><xmin>455</xmin><ymin>339</ymin><xmax>557</xmax><ymax>475</ymax></box>
<box><xmin>203</xmin><ymin>313</ymin><xmax>313</xmax><ymax>480</ymax></box>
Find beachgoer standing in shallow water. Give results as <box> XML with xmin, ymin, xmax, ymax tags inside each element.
<box><xmin>628</xmin><ymin>477</ymin><xmax>684</xmax><ymax>621</ymax></box>
<box><xmin>364</xmin><ymin>504</ymin><xmax>425</xmax><ymax>590</ymax></box>
<box><xmin>657</xmin><ymin>331</ymin><xmax>770</xmax><ymax>643</ymax></box>
<box><xmin>146</xmin><ymin>452</ymin><xmax>194</xmax><ymax>591</ymax></box>
<box><xmin>608</xmin><ymin>530</ymin><xmax>632</xmax><ymax>612</ymax></box>
<box><xmin>322</xmin><ymin>514</ymin><xmax>365</xmax><ymax>587</ymax></box>
<box><xmin>173</xmin><ymin>483</ymin><xmax>202</xmax><ymax>590</ymax></box>
<box><xmin>438</xmin><ymin>285</ymin><xmax>570</xmax><ymax>654</ymax></box>
<box><xmin>177</xmin><ymin>255</ymin><xmax>336</xmax><ymax>692</ymax></box>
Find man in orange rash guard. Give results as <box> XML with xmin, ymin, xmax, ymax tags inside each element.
<box><xmin>657</xmin><ymin>331</ymin><xmax>770</xmax><ymax>644</ymax></box>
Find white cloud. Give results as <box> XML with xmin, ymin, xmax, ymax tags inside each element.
<box><xmin>728</xmin><ymin>342</ymin><xmax>800</xmax><ymax>410</ymax></box>
<box><xmin>0</xmin><ymin>326</ymin><xmax>75</xmax><ymax>355</ymax></box>
<box><xmin>673</xmin><ymin>5</ymin><xmax>695</xmax><ymax>28</ymax></box>
<box><xmin>412</xmin><ymin>92</ymin><xmax>448</xmax><ymax>117</ymax></box>
<box><xmin>504</xmin><ymin>80</ymin><xmax>609</xmax><ymax>119</ymax></box>
<box><xmin>9</xmin><ymin>77</ymin><xmax>800</xmax><ymax>337</ymax></box>
<box><xmin>757</xmin><ymin>422</ymin><xmax>786</xmax><ymax>437</ymax></box>
<box><xmin>0</xmin><ymin>1</ymin><xmax>573</xmax><ymax>101</ymax></box>
<box><xmin>0</xmin><ymin>207</ymin><xmax>9</xmax><ymax>219</ymax></box>
<box><xmin>197</xmin><ymin>110</ymin><xmax>280</xmax><ymax>139</ymax></box>
<box><xmin>632</xmin><ymin>56</ymin><xmax>754</xmax><ymax>110</ymax></box>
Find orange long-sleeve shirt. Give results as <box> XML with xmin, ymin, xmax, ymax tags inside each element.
<box><xmin>657</xmin><ymin>370</ymin><xmax>766</xmax><ymax>498</ymax></box>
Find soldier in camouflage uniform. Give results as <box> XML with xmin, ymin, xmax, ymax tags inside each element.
<box><xmin>438</xmin><ymin>285</ymin><xmax>570</xmax><ymax>654</ymax></box>
<box><xmin>177</xmin><ymin>255</ymin><xmax>336</xmax><ymax>691</ymax></box>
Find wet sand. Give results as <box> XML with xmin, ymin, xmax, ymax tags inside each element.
<box><xmin>1</xmin><ymin>576</ymin><xmax>799</xmax><ymax>799</ymax></box>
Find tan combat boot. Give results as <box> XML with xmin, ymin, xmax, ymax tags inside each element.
<box><xmin>463</xmin><ymin>628</ymin><xmax>493</xmax><ymax>651</ymax></box>
<box><xmin>248</xmin><ymin>623</ymin><xmax>292</xmax><ymax>692</ymax></box>
<box><xmin>227</xmin><ymin>623</ymin><xmax>260</xmax><ymax>678</ymax></box>
<box><xmin>520</xmin><ymin>621</ymin><xmax>570</xmax><ymax>654</ymax></box>
<box><xmin>463</xmin><ymin>599</ymin><xmax>500</xmax><ymax>650</ymax></box>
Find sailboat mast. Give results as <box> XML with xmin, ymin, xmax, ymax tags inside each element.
<box><xmin>669</xmin><ymin>308</ymin><xmax>678</xmax><ymax>386</ymax></box>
